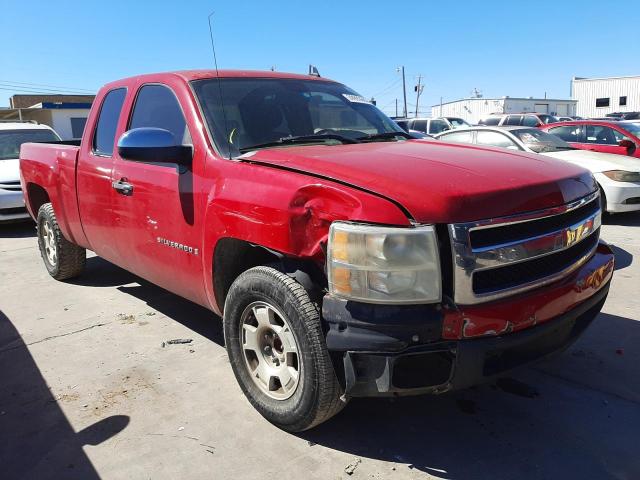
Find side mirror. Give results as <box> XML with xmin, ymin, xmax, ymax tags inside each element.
<box><xmin>117</xmin><ymin>128</ymin><xmax>192</xmax><ymax>165</ymax></box>
<box><xmin>618</xmin><ymin>139</ymin><xmax>635</xmax><ymax>149</ymax></box>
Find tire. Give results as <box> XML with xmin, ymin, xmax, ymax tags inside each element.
<box><xmin>224</xmin><ymin>266</ymin><xmax>345</xmax><ymax>431</ymax></box>
<box><xmin>599</xmin><ymin>186</ymin><xmax>608</xmax><ymax>215</ymax></box>
<box><xmin>37</xmin><ymin>203</ymin><xmax>86</xmax><ymax>280</ymax></box>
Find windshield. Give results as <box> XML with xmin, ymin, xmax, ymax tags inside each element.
<box><xmin>0</xmin><ymin>129</ymin><xmax>60</xmax><ymax>160</ymax></box>
<box><xmin>191</xmin><ymin>78</ymin><xmax>404</xmax><ymax>157</ymax></box>
<box><xmin>621</xmin><ymin>122</ymin><xmax>640</xmax><ymax>136</ymax></box>
<box><xmin>511</xmin><ymin>128</ymin><xmax>574</xmax><ymax>153</ymax></box>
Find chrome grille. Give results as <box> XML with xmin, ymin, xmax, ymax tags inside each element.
<box><xmin>0</xmin><ymin>181</ymin><xmax>22</xmax><ymax>192</ymax></box>
<box><xmin>448</xmin><ymin>191</ymin><xmax>601</xmax><ymax>305</ymax></box>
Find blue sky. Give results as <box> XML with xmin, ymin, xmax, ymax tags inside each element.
<box><xmin>2</xmin><ymin>0</ymin><xmax>638</xmax><ymax>116</ymax></box>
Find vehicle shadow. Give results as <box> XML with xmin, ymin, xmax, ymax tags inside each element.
<box><xmin>67</xmin><ymin>256</ymin><xmax>225</xmax><ymax>347</ymax></box>
<box><xmin>299</xmin><ymin>311</ymin><xmax>640</xmax><ymax>480</ymax></box>
<box><xmin>67</xmin><ymin>256</ymin><xmax>140</xmax><ymax>288</ymax></box>
<box><xmin>0</xmin><ymin>310</ymin><xmax>129</xmax><ymax>479</ymax></box>
<box><xmin>611</xmin><ymin>244</ymin><xmax>633</xmax><ymax>270</ymax></box>
<box><xmin>0</xmin><ymin>221</ymin><xmax>36</xmax><ymax>238</ymax></box>
<box><xmin>117</xmin><ymin>282</ymin><xmax>225</xmax><ymax>347</ymax></box>
<box><xmin>603</xmin><ymin>211</ymin><xmax>640</xmax><ymax>227</ymax></box>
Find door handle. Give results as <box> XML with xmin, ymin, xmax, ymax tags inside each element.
<box><xmin>112</xmin><ymin>179</ymin><xmax>133</xmax><ymax>196</ymax></box>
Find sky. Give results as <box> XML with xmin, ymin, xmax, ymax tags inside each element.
<box><xmin>2</xmin><ymin>0</ymin><xmax>639</xmax><ymax>117</ymax></box>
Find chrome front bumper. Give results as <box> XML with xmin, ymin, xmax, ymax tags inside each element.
<box><xmin>0</xmin><ymin>184</ymin><xmax>29</xmax><ymax>222</ymax></box>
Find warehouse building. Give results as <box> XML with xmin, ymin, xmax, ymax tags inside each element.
<box><xmin>571</xmin><ymin>75</ymin><xmax>640</xmax><ymax>118</ymax></box>
<box><xmin>1</xmin><ymin>94</ymin><xmax>94</xmax><ymax>139</ymax></box>
<box><xmin>431</xmin><ymin>96</ymin><xmax>577</xmax><ymax>124</ymax></box>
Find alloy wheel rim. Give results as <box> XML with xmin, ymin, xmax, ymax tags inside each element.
<box><xmin>42</xmin><ymin>220</ymin><xmax>57</xmax><ymax>265</ymax></box>
<box><xmin>240</xmin><ymin>301</ymin><xmax>301</xmax><ymax>400</ymax></box>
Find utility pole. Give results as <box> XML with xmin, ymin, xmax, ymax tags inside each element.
<box><xmin>414</xmin><ymin>75</ymin><xmax>424</xmax><ymax>117</ymax></box>
<box><xmin>397</xmin><ymin>66</ymin><xmax>408</xmax><ymax>117</ymax></box>
<box><xmin>402</xmin><ymin>66</ymin><xmax>408</xmax><ymax>117</ymax></box>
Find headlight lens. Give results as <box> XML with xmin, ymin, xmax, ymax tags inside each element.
<box><xmin>327</xmin><ymin>222</ymin><xmax>441</xmax><ymax>304</ymax></box>
<box><xmin>603</xmin><ymin>170</ymin><xmax>640</xmax><ymax>182</ymax></box>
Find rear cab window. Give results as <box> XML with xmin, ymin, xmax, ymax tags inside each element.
<box><xmin>93</xmin><ymin>88</ymin><xmax>127</xmax><ymax>156</ymax></box>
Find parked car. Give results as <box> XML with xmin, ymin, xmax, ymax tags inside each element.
<box><xmin>606</xmin><ymin>112</ymin><xmax>640</xmax><ymax>120</ymax></box>
<box><xmin>20</xmin><ymin>70</ymin><xmax>613</xmax><ymax>431</ymax></box>
<box><xmin>436</xmin><ymin>126</ymin><xmax>640</xmax><ymax>213</ymax></box>
<box><xmin>541</xmin><ymin>120</ymin><xmax>640</xmax><ymax>158</ymax></box>
<box><xmin>1</xmin><ymin>122</ymin><xmax>60</xmax><ymax>222</ymax></box>
<box><xmin>478</xmin><ymin>113</ymin><xmax>559</xmax><ymax>127</ymax></box>
<box><xmin>396</xmin><ymin>117</ymin><xmax>453</xmax><ymax>135</ymax></box>
<box><xmin>557</xmin><ymin>116</ymin><xmax>574</xmax><ymax>122</ymax></box>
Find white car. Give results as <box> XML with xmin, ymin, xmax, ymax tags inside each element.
<box><xmin>1</xmin><ymin>122</ymin><xmax>61</xmax><ymax>222</ymax></box>
<box><xmin>398</xmin><ymin>117</ymin><xmax>459</xmax><ymax>136</ymax></box>
<box><xmin>435</xmin><ymin>126</ymin><xmax>640</xmax><ymax>213</ymax></box>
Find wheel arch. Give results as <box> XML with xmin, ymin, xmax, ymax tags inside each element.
<box><xmin>25</xmin><ymin>183</ymin><xmax>51</xmax><ymax>219</ymax></box>
<box><xmin>212</xmin><ymin>237</ymin><xmax>326</xmax><ymax>315</ymax></box>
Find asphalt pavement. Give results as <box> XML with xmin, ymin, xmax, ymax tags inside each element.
<box><xmin>1</xmin><ymin>214</ymin><xmax>639</xmax><ymax>480</ymax></box>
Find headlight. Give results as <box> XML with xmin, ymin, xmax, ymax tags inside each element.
<box><xmin>327</xmin><ymin>222</ymin><xmax>441</xmax><ymax>304</ymax></box>
<box><xmin>603</xmin><ymin>170</ymin><xmax>640</xmax><ymax>182</ymax></box>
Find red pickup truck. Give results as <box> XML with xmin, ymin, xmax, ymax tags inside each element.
<box><xmin>20</xmin><ymin>70</ymin><xmax>614</xmax><ymax>431</ymax></box>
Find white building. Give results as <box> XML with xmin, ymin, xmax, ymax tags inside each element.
<box><xmin>431</xmin><ymin>97</ymin><xmax>577</xmax><ymax>124</ymax></box>
<box><xmin>0</xmin><ymin>102</ymin><xmax>91</xmax><ymax>139</ymax></box>
<box><xmin>571</xmin><ymin>75</ymin><xmax>640</xmax><ymax>118</ymax></box>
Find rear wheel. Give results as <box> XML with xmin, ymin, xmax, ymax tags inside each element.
<box><xmin>224</xmin><ymin>266</ymin><xmax>345</xmax><ymax>431</ymax></box>
<box><xmin>37</xmin><ymin>203</ymin><xmax>86</xmax><ymax>280</ymax></box>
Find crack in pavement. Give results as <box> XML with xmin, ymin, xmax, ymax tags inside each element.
<box><xmin>0</xmin><ymin>322</ymin><xmax>110</xmax><ymax>354</ymax></box>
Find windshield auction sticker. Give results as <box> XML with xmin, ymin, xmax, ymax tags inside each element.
<box><xmin>342</xmin><ymin>94</ymin><xmax>371</xmax><ymax>104</ymax></box>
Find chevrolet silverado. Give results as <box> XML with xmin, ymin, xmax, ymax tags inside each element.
<box><xmin>20</xmin><ymin>70</ymin><xmax>614</xmax><ymax>431</ymax></box>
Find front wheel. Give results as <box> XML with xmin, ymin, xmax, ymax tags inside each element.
<box><xmin>224</xmin><ymin>266</ymin><xmax>345</xmax><ymax>431</ymax></box>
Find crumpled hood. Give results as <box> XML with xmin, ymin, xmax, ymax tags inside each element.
<box><xmin>241</xmin><ymin>140</ymin><xmax>597</xmax><ymax>223</ymax></box>
<box><xmin>0</xmin><ymin>158</ymin><xmax>20</xmax><ymax>183</ymax></box>
<box><xmin>542</xmin><ymin>149</ymin><xmax>640</xmax><ymax>174</ymax></box>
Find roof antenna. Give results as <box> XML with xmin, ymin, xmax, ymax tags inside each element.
<box><xmin>208</xmin><ymin>12</ymin><xmax>232</xmax><ymax>159</ymax></box>
<box><xmin>308</xmin><ymin>65</ymin><xmax>321</xmax><ymax>77</ymax></box>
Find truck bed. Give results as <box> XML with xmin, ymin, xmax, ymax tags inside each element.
<box><xmin>19</xmin><ymin>142</ymin><xmax>86</xmax><ymax>246</ymax></box>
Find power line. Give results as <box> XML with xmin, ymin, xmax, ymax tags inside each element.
<box><xmin>371</xmin><ymin>78</ymin><xmax>402</xmax><ymax>98</ymax></box>
<box><xmin>0</xmin><ymin>79</ymin><xmax>95</xmax><ymax>92</ymax></box>
<box><xmin>0</xmin><ymin>84</ymin><xmax>94</xmax><ymax>95</ymax></box>
<box><xmin>0</xmin><ymin>86</ymin><xmax>94</xmax><ymax>96</ymax></box>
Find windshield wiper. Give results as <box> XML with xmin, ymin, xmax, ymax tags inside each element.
<box><xmin>357</xmin><ymin>131</ymin><xmax>414</xmax><ymax>142</ymax></box>
<box><xmin>239</xmin><ymin>134</ymin><xmax>359</xmax><ymax>153</ymax></box>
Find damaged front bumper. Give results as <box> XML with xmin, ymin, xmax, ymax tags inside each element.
<box><xmin>322</xmin><ymin>242</ymin><xmax>614</xmax><ymax>397</ymax></box>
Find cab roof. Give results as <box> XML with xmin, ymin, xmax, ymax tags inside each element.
<box><xmin>112</xmin><ymin>70</ymin><xmax>338</xmax><ymax>85</ymax></box>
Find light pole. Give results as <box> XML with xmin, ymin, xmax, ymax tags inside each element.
<box><xmin>397</xmin><ymin>66</ymin><xmax>408</xmax><ymax>117</ymax></box>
